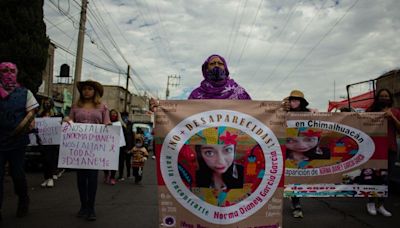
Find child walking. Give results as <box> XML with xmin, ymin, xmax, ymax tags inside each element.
<box><xmin>129</xmin><ymin>135</ymin><xmax>149</xmax><ymax>183</ymax></box>
<box><xmin>64</xmin><ymin>80</ymin><xmax>110</xmax><ymax>221</ymax></box>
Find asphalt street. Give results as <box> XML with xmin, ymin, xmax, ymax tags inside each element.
<box><xmin>1</xmin><ymin>159</ymin><xmax>400</xmax><ymax>228</ymax></box>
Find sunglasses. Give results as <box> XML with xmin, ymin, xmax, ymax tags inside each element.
<box><xmin>0</xmin><ymin>68</ymin><xmax>16</xmax><ymax>73</ymax></box>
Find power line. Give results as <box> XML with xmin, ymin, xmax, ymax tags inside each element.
<box><xmin>248</xmin><ymin>1</ymin><xmax>300</xmax><ymax>80</ymax></box>
<box><xmin>52</xmin><ymin>40</ymin><xmax>122</xmax><ymax>74</ymax></box>
<box><xmin>235</xmin><ymin>0</ymin><xmax>264</xmax><ymax>66</ymax></box>
<box><xmin>227</xmin><ymin>0</ymin><xmax>249</xmax><ymax>62</ymax></box>
<box><xmin>268</xmin><ymin>0</ymin><xmax>360</xmax><ymax>95</ymax></box>
<box><xmin>255</xmin><ymin>0</ymin><xmax>329</xmax><ymax>93</ymax></box>
<box><xmin>225</xmin><ymin>0</ymin><xmax>243</xmax><ymax>58</ymax></box>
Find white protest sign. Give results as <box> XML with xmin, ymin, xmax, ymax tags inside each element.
<box><xmin>112</xmin><ymin>121</ymin><xmax>126</xmax><ymax>147</ymax></box>
<box><xmin>29</xmin><ymin>117</ymin><xmax>62</xmax><ymax>145</ymax></box>
<box><xmin>58</xmin><ymin>123</ymin><xmax>120</xmax><ymax>170</ymax></box>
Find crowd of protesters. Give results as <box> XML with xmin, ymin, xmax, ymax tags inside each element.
<box><xmin>1</xmin><ymin>55</ymin><xmax>399</xmax><ymax>223</ymax></box>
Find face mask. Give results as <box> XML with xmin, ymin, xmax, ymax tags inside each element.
<box><xmin>110</xmin><ymin>116</ymin><xmax>118</xmax><ymax>122</ymax></box>
<box><xmin>206</xmin><ymin>67</ymin><xmax>227</xmax><ymax>82</ymax></box>
<box><xmin>377</xmin><ymin>99</ymin><xmax>392</xmax><ymax>107</ymax></box>
<box><xmin>136</xmin><ymin>143</ymin><xmax>143</xmax><ymax>147</ymax></box>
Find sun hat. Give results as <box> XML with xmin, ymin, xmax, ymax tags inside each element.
<box><xmin>77</xmin><ymin>80</ymin><xmax>104</xmax><ymax>97</ymax></box>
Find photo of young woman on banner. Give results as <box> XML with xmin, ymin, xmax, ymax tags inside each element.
<box><xmin>178</xmin><ymin>127</ymin><xmax>266</xmax><ymax>207</ymax></box>
<box><xmin>284</xmin><ymin>112</ymin><xmax>388</xmax><ymax>198</ymax></box>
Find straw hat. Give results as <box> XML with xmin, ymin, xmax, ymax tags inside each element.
<box><xmin>288</xmin><ymin>90</ymin><xmax>309</xmax><ymax>106</ymax></box>
<box><xmin>77</xmin><ymin>80</ymin><xmax>104</xmax><ymax>97</ymax></box>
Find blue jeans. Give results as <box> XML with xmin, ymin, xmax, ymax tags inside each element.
<box><xmin>0</xmin><ymin>147</ymin><xmax>29</xmax><ymax>209</ymax></box>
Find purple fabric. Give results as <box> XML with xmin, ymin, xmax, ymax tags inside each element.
<box><xmin>188</xmin><ymin>54</ymin><xmax>251</xmax><ymax>100</ymax></box>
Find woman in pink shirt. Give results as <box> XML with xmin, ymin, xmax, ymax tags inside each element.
<box><xmin>65</xmin><ymin>80</ymin><xmax>110</xmax><ymax>221</ymax></box>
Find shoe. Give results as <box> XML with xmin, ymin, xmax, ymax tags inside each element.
<box><xmin>86</xmin><ymin>210</ymin><xmax>97</xmax><ymax>221</ymax></box>
<box><xmin>118</xmin><ymin>177</ymin><xmax>125</xmax><ymax>181</ymax></box>
<box><xmin>110</xmin><ymin>178</ymin><xmax>116</xmax><ymax>185</ymax></box>
<box><xmin>292</xmin><ymin>208</ymin><xmax>303</xmax><ymax>218</ymax></box>
<box><xmin>46</xmin><ymin>179</ymin><xmax>54</xmax><ymax>188</ymax></box>
<box><xmin>152</xmin><ymin>155</ymin><xmax>156</xmax><ymax>159</ymax></box>
<box><xmin>52</xmin><ymin>175</ymin><xmax>58</xmax><ymax>180</ymax></box>
<box><xmin>41</xmin><ymin>179</ymin><xmax>49</xmax><ymax>187</ymax></box>
<box><xmin>366</xmin><ymin>203</ymin><xmax>377</xmax><ymax>216</ymax></box>
<box><xmin>377</xmin><ymin>205</ymin><xmax>392</xmax><ymax>217</ymax></box>
<box><xmin>57</xmin><ymin>169</ymin><xmax>65</xmax><ymax>178</ymax></box>
<box><xmin>77</xmin><ymin>208</ymin><xmax>88</xmax><ymax>218</ymax></box>
<box><xmin>16</xmin><ymin>197</ymin><xmax>29</xmax><ymax>218</ymax></box>
<box><xmin>128</xmin><ymin>176</ymin><xmax>134</xmax><ymax>180</ymax></box>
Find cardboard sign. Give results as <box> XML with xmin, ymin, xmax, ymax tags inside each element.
<box><xmin>58</xmin><ymin>123</ymin><xmax>120</xmax><ymax>170</ymax></box>
<box><xmin>29</xmin><ymin>117</ymin><xmax>62</xmax><ymax>145</ymax></box>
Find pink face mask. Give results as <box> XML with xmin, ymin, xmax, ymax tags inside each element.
<box><xmin>0</xmin><ymin>62</ymin><xmax>20</xmax><ymax>98</ymax></box>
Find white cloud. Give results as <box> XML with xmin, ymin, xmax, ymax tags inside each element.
<box><xmin>44</xmin><ymin>0</ymin><xmax>400</xmax><ymax>110</ymax></box>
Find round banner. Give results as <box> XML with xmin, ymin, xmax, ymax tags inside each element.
<box><xmin>160</xmin><ymin>110</ymin><xmax>283</xmax><ymax>224</ymax></box>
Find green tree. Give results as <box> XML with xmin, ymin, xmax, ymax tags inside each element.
<box><xmin>0</xmin><ymin>0</ymin><xmax>50</xmax><ymax>94</ymax></box>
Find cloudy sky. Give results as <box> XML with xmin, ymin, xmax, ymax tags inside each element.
<box><xmin>43</xmin><ymin>0</ymin><xmax>400</xmax><ymax>110</ymax></box>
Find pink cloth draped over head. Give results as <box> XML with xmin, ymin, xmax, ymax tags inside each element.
<box><xmin>188</xmin><ymin>54</ymin><xmax>251</xmax><ymax>100</ymax></box>
<box><xmin>0</xmin><ymin>62</ymin><xmax>20</xmax><ymax>99</ymax></box>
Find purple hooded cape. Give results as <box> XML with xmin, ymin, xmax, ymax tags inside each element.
<box><xmin>188</xmin><ymin>54</ymin><xmax>251</xmax><ymax>100</ymax></box>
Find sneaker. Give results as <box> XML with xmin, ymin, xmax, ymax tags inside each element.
<box><xmin>47</xmin><ymin>179</ymin><xmax>54</xmax><ymax>188</ymax></box>
<box><xmin>86</xmin><ymin>210</ymin><xmax>97</xmax><ymax>221</ymax></box>
<box><xmin>377</xmin><ymin>205</ymin><xmax>392</xmax><ymax>217</ymax></box>
<box><xmin>76</xmin><ymin>208</ymin><xmax>88</xmax><ymax>218</ymax></box>
<box><xmin>292</xmin><ymin>208</ymin><xmax>303</xmax><ymax>218</ymax></box>
<box><xmin>366</xmin><ymin>203</ymin><xmax>377</xmax><ymax>216</ymax></box>
<box><xmin>52</xmin><ymin>175</ymin><xmax>58</xmax><ymax>180</ymax></box>
<box><xmin>16</xmin><ymin>197</ymin><xmax>29</xmax><ymax>218</ymax></box>
<box><xmin>152</xmin><ymin>155</ymin><xmax>156</xmax><ymax>159</ymax></box>
<box><xmin>57</xmin><ymin>169</ymin><xmax>65</xmax><ymax>178</ymax></box>
<box><xmin>118</xmin><ymin>177</ymin><xmax>125</xmax><ymax>181</ymax></box>
<box><xmin>110</xmin><ymin>178</ymin><xmax>116</xmax><ymax>185</ymax></box>
<box><xmin>41</xmin><ymin>179</ymin><xmax>49</xmax><ymax>188</ymax></box>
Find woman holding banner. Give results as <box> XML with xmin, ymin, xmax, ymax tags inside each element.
<box><xmin>286</xmin><ymin>90</ymin><xmax>313</xmax><ymax>218</ymax></box>
<box><xmin>364</xmin><ymin>88</ymin><xmax>400</xmax><ymax>217</ymax></box>
<box><xmin>188</xmin><ymin>54</ymin><xmax>251</xmax><ymax>100</ymax></box>
<box><xmin>64</xmin><ymin>80</ymin><xmax>111</xmax><ymax>221</ymax></box>
<box><xmin>38</xmin><ymin>97</ymin><xmax>63</xmax><ymax>188</ymax></box>
<box><xmin>103</xmin><ymin>109</ymin><xmax>125</xmax><ymax>185</ymax></box>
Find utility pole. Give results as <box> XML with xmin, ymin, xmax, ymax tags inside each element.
<box><xmin>124</xmin><ymin>65</ymin><xmax>130</xmax><ymax>112</ymax></box>
<box><xmin>165</xmin><ymin>75</ymin><xmax>181</xmax><ymax>100</ymax></box>
<box><xmin>72</xmin><ymin>0</ymin><xmax>89</xmax><ymax>103</ymax></box>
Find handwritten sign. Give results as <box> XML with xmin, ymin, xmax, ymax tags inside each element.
<box><xmin>58</xmin><ymin>123</ymin><xmax>120</xmax><ymax>170</ymax></box>
<box><xmin>29</xmin><ymin>117</ymin><xmax>62</xmax><ymax>145</ymax></box>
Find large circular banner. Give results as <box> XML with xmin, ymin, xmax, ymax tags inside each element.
<box><xmin>160</xmin><ymin>110</ymin><xmax>283</xmax><ymax>224</ymax></box>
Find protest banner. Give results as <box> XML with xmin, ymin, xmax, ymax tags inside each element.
<box><xmin>284</xmin><ymin>112</ymin><xmax>388</xmax><ymax>197</ymax></box>
<box><xmin>155</xmin><ymin>100</ymin><xmax>285</xmax><ymax>228</ymax></box>
<box><xmin>29</xmin><ymin>117</ymin><xmax>62</xmax><ymax>145</ymax></box>
<box><xmin>58</xmin><ymin>123</ymin><xmax>120</xmax><ymax>170</ymax></box>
